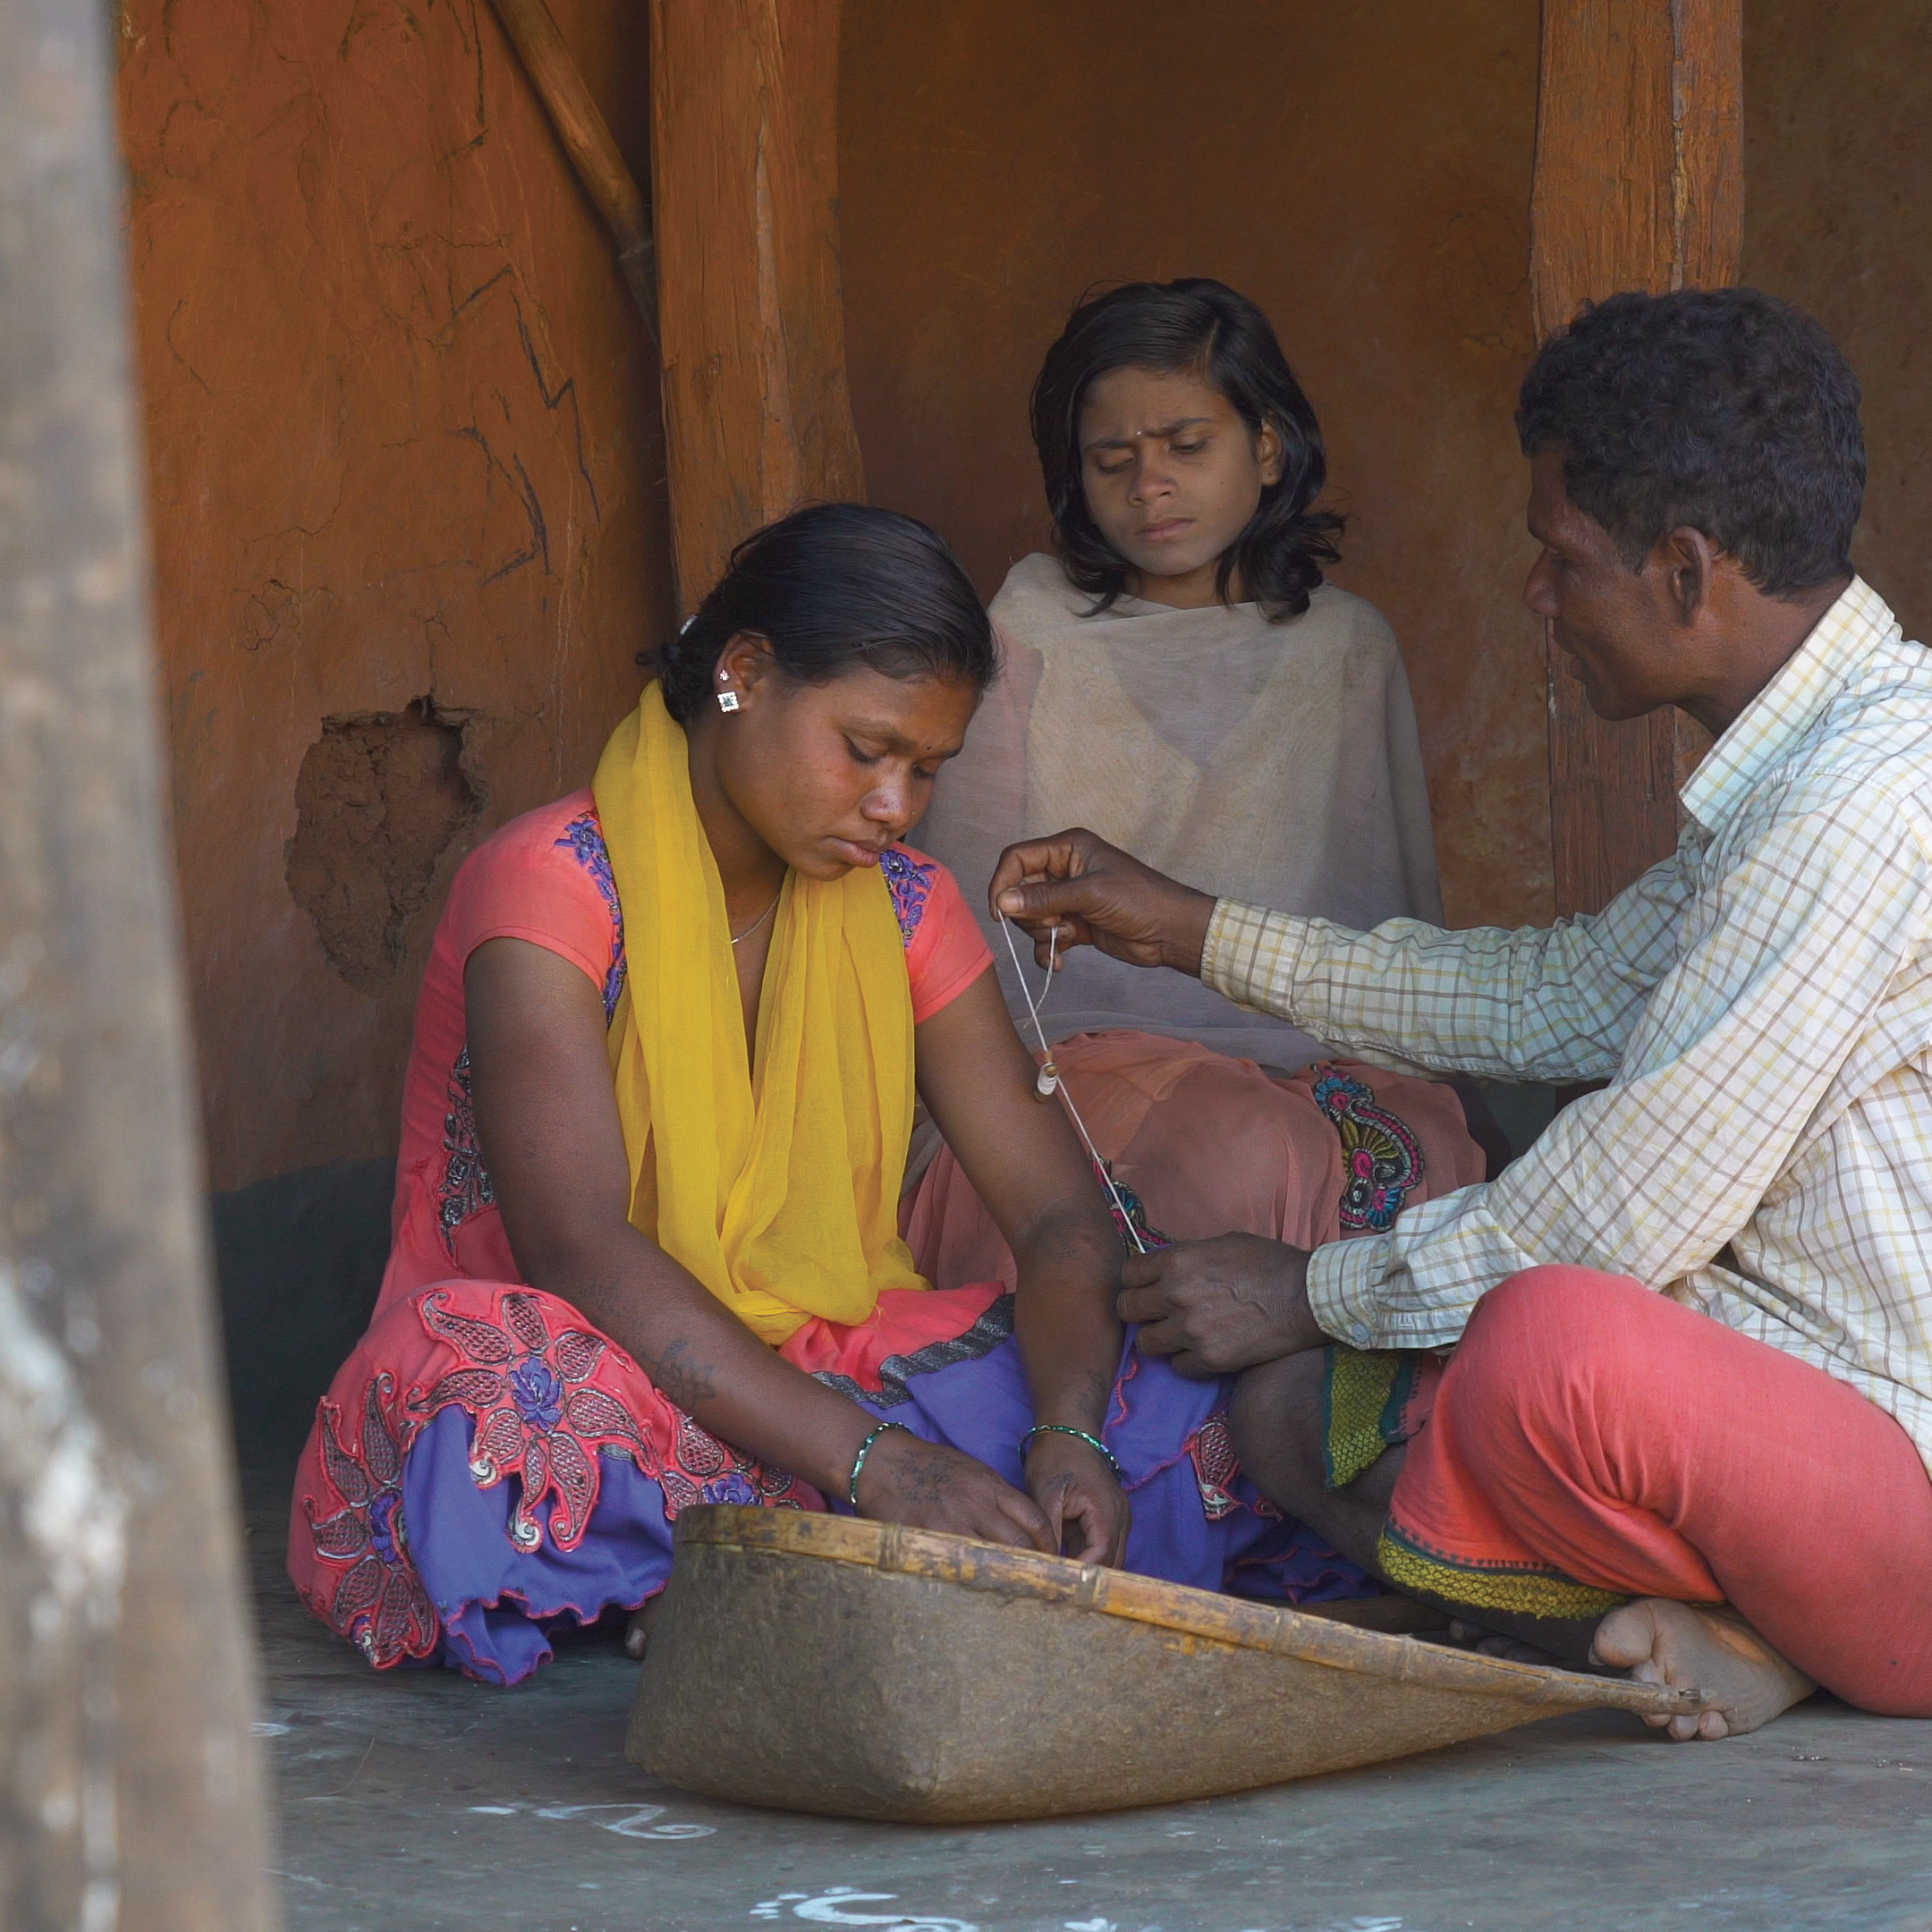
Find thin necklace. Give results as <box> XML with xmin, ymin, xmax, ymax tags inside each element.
<box><xmin>729</xmin><ymin>886</ymin><xmax>783</xmax><ymax>946</ymax></box>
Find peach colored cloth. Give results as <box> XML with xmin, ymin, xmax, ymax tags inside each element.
<box><xmin>1386</xmin><ymin>1267</ymin><xmax>1932</xmax><ymax>1716</ymax></box>
<box><xmin>902</xmin><ymin>1029</ymin><xmax>1485</xmax><ymax>1290</ymax></box>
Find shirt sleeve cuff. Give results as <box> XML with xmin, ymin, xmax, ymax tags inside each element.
<box><xmin>1305</xmin><ymin>1235</ymin><xmax>1389</xmax><ymax>1351</ymax></box>
<box><xmin>1200</xmin><ymin>898</ymin><xmax>1308</xmax><ymax>1017</ymax></box>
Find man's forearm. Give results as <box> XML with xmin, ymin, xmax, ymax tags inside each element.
<box><xmin>1199</xmin><ymin>900</ymin><xmax>1644</xmax><ymax>1086</ymax></box>
<box><xmin>1295</xmin><ymin>1152</ymin><xmax>1637</xmax><ymax>1354</ymax></box>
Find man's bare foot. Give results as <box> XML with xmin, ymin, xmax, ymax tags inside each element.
<box><xmin>1591</xmin><ymin>1598</ymin><xmax>1815</xmax><ymax>1740</ymax></box>
<box><xmin>624</xmin><ymin>1596</ymin><xmax>663</xmax><ymax>1660</ymax></box>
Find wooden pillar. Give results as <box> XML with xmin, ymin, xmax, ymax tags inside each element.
<box><xmin>0</xmin><ymin>0</ymin><xmax>277</xmax><ymax>1926</ymax></box>
<box><xmin>649</xmin><ymin>0</ymin><xmax>866</xmax><ymax>612</ymax></box>
<box><xmin>1531</xmin><ymin>0</ymin><xmax>1743</xmax><ymax>915</ymax></box>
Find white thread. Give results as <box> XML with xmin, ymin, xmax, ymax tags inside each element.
<box><xmin>1009</xmin><ymin>923</ymin><xmax>1060</xmax><ymax>1094</ymax></box>
<box><xmin>999</xmin><ymin>917</ymin><xmax>1148</xmax><ymax>1255</ymax></box>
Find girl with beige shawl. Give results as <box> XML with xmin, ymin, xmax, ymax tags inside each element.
<box><xmin>910</xmin><ymin>279</ymin><xmax>1487</xmax><ymax>1286</ymax></box>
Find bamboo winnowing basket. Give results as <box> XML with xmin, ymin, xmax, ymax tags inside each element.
<box><xmin>626</xmin><ymin>1506</ymin><xmax>1699</xmax><ymax>1823</ymax></box>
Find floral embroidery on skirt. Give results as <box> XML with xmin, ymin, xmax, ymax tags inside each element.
<box><xmin>1309</xmin><ymin>1063</ymin><xmax>1425</xmax><ymax>1232</ymax></box>
<box><xmin>301</xmin><ymin>1373</ymin><xmax>439</xmax><ymax>1668</ymax></box>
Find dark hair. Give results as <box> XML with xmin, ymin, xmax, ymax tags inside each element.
<box><xmin>1030</xmin><ymin>277</ymin><xmax>1343</xmax><ymax>619</ymax></box>
<box><xmin>1515</xmin><ymin>287</ymin><xmax>1864</xmax><ymax>597</ymax></box>
<box><xmin>647</xmin><ymin>502</ymin><xmax>997</xmax><ymax>723</ymax></box>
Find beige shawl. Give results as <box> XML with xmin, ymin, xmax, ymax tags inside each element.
<box><xmin>915</xmin><ymin>552</ymin><xmax>1442</xmax><ymax>1072</ymax></box>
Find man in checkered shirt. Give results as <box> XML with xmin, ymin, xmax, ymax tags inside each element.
<box><xmin>993</xmin><ymin>288</ymin><xmax>1932</xmax><ymax>1739</ymax></box>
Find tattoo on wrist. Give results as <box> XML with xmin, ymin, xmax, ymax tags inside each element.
<box><xmin>895</xmin><ymin>1440</ymin><xmax>953</xmax><ymax>1504</ymax></box>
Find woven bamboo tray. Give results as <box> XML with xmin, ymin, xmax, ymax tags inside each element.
<box><xmin>626</xmin><ymin>1504</ymin><xmax>1699</xmax><ymax>1823</ymax></box>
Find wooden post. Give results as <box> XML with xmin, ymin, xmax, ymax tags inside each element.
<box><xmin>648</xmin><ymin>0</ymin><xmax>866</xmax><ymax>611</ymax></box>
<box><xmin>0</xmin><ymin>1</ymin><xmax>278</xmax><ymax>1926</ymax></box>
<box><xmin>1530</xmin><ymin>0</ymin><xmax>1743</xmax><ymax>915</ymax></box>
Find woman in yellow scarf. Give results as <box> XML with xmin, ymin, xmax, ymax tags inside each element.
<box><xmin>290</xmin><ymin>505</ymin><xmax>1377</xmax><ymax>1684</ymax></box>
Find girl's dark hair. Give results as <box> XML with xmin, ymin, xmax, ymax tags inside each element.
<box><xmin>1030</xmin><ymin>278</ymin><xmax>1343</xmax><ymax>619</ymax></box>
<box><xmin>645</xmin><ymin>502</ymin><xmax>997</xmax><ymax>724</ymax></box>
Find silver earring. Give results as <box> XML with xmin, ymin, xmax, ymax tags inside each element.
<box><xmin>717</xmin><ymin>690</ymin><xmax>741</xmax><ymax>714</ymax></box>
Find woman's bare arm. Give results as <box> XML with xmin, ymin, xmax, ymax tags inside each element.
<box><xmin>463</xmin><ymin>936</ymin><xmax>1054</xmax><ymax>1548</ymax></box>
<box><xmin>913</xmin><ymin>967</ymin><xmax>1131</xmax><ymax>1562</ymax></box>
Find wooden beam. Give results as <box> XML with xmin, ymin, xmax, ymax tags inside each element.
<box><xmin>0</xmin><ymin>0</ymin><xmax>276</xmax><ymax>1925</ymax></box>
<box><xmin>486</xmin><ymin>0</ymin><xmax>657</xmax><ymax>328</ymax></box>
<box><xmin>1530</xmin><ymin>0</ymin><xmax>1742</xmax><ymax>916</ymax></box>
<box><xmin>648</xmin><ymin>0</ymin><xmax>865</xmax><ymax>612</ymax></box>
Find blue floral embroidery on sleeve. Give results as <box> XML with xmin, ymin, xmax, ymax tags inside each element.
<box><xmin>877</xmin><ymin>847</ymin><xmax>935</xmax><ymax>949</ymax></box>
<box><xmin>555</xmin><ymin>812</ymin><xmax>626</xmax><ymax>1021</ymax></box>
<box><xmin>554</xmin><ymin>823</ymin><xmax>922</xmax><ymax>998</ymax></box>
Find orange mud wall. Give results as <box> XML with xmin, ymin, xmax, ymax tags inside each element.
<box><xmin>123</xmin><ymin>0</ymin><xmax>1554</xmax><ymax>1183</ymax></box>
<box><xmin>119</xmin><ymin>0</ymin><xmax>671</xmax><ymax>1199</ymax></box>
<box><xmin>839</xmin><ymin>0</ymin><xmax>1551</xmax><ymax>933</ymax></box>
<box><xmin>1743</xmin><ymin>0</ymin><xmax>1932</xmax><ymax>642</ymax></box>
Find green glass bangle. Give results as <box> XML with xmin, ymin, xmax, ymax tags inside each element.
<box><xmin>847</xmin><ymin>1420</ymin><xmax>911</xmax><ymax>1512</ymax></box>
<box><xmin>1020</xmin><ymin>1423</ymin><xmax>1122</xmax><ymax>1481</ymax></box>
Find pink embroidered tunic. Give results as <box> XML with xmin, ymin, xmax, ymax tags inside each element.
<box><xmin>288</xmin><ymin>792</ymin><xmax>1368</xmax><ymax>1684</ymax></box>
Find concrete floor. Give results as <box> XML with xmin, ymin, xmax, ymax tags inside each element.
<box><xmin>248</xmin><ymin>1470</ymin><xmax>1932</xmax><ymax>1932</ymax></box>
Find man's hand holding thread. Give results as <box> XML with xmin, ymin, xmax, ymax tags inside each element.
<box><xmin>990</xmin><ymin>827</ymin><xmax>1216</xmax><ymax>976</ymax></box>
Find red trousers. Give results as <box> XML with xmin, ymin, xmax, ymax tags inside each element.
<box><xmin>1383</xmin><ymin>1267</ymin><xmax>1932</xmax><ymax>1716</ymax></box>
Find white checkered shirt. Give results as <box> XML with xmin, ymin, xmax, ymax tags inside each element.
<box><xmin>1202</xmin><ymin>577</ymin><xmax>1932</xmax><ymax>1472</ymax></box>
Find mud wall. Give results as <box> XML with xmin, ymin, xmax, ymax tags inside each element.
<box><xmin>127</xmin><ymin>1</ymin><xmax>1554</xmax><ymax>1201</ymax></box>
<box><xmin>839</xmin><ymin>0</ymin><xmax>1551</xmax><ymax>932</ymax></box>
<box><xmin>1741</xmin><ymin>0</ymin><xmax>1932</xmax><ymax>642</ymax></box>
<box><xmin>119</xmin><ymin>0</ymin><xmax>671</xmax><ymax>1195</ymax></box>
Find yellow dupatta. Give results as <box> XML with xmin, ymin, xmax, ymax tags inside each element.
<box><xmin>589</xmin><ymin>682</ymin><xmax>929</xmax><ymax>1345</ymax></box>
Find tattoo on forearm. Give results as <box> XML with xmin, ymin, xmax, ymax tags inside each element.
<box><xmin>1078</xmin><ymin>1364</ymin><xmax>1111</xmax><ymax>1418</ymax></box>
<box><xmin>1026</xmin><ymin>1212</ymin><xmax>1122</xmax><ymax>1275</ymax></box>
<box><xmin>570</xmin><ymin>1279</ymin><xmax>721</xmax><ymax>1411</ymax></box>
<box><xmin>640</xmin><ymin>1337</ymin><xmax>718</xmax><ymax>1409</ymax></box>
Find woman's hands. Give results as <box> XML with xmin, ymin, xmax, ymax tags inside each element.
<box><xmin>851</xmin><ymin>1423</ymin><xmax>1130</xmax><ymax>1565</ymax></box>
<box><xmin>852</xmin><ymin>1428</ymin><xmax>1057</xmax><ymax>1552</ymax></box>
<box><xmin>1021</xmin><ymin>1428</ymin><xmax>1131</xmax><ymax>1566</ymax></box>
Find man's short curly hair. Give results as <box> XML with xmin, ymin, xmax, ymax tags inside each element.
<box><xmin>1515</xmin><ymin>287</ymin><xmax>1864</xmax><ymax>597</ymax></box>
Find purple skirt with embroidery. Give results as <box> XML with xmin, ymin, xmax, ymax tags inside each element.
<box><xmin>395</xmin><ymin>1317</ymin><xmax>1368</xmax><ymax>1685</ymax></box>
<box><xmin>292</xmin><ymin>1277</ymin><xmax>1374</xmax><ymax>1687</ymax></box>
